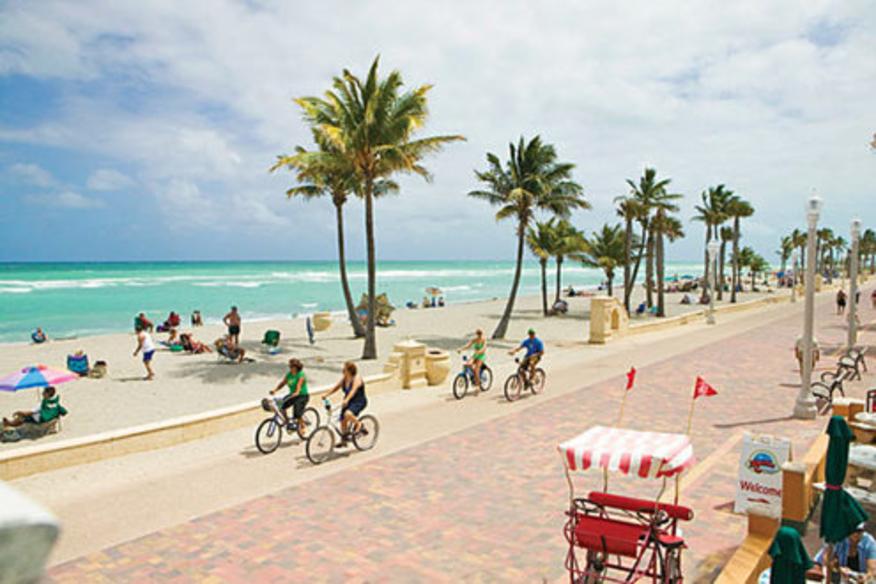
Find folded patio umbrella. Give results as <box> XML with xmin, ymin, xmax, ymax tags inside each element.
<box><xmin>0</xmin><ymin>365</ymin><xmax>78</xmax><ymax>392</ymax></box>
<box><xmin>820</xmin><ymin>415</ymin><xmax>868</xmax><ymax>543</ymax></box>
<box><xmin>768</xmin><ymin>526</ymin><xmax>812</xmax><ymax>584</ymax></box>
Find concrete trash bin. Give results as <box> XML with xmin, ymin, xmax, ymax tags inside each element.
<box><xmin>425</xmin><ymin>349</ymin><xmax>451</xmax><ymax>385</ymax></box>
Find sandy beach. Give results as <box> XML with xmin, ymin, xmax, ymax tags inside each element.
<box><xmin>0</xmin><ymin>284</ymin><xmax>781</xmax><ymax>449</ymax></box>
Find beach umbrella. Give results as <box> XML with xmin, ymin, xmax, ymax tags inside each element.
<box><xmin>0</xmin><ymin>365</ymin><xmax>78</xmax><ymax>392</ymax></box>
<box><xmin>768</xmin><ymin>526</ymin><xmax>813</xmax><ymax>583</ymax></box>
<box><xmin>425</xmin><ymin>287</ymin><xmax>442</xmax><ymax>296</ymax></box>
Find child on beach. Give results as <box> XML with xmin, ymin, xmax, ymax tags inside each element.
<box><xmin>133</xmin><ymin>326</ymin><xmax>156</xmax><ymax>380</ymax></box>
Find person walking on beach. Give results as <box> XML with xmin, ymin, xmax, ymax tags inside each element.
<box><xmin>133</xmin><ymin>326</ymin><xmax>156</xmax><ymax>380</ymax></box>
<box><xmin>223</xmin><ymin>306</ymin><xmax>241</xmax><ymax>347</ymax></box>
<box><xmin>270</xmin><ymin>358</ymin><xmax>309</xmax><ymax>439</ymax></box>
<box><xmin>837</xmin><ymin>289</ymin><xmax>847</xmax><ymax>315</ymax></box>
<box><xmin>457</xmin><ymin>329</ymin><xmax>487</xmax><ymax>391</ymax></box>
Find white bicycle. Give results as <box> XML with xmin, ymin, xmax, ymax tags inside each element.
<box><xmin>305</xmin><ymin>398</ymin><xmax>380</xmax><ymax>464</ymax></box>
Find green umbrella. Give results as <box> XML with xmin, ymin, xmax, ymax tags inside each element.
<box><xmin>820</xmin><ymin>415</ymin><xmax>868</xmax><ymax>544</ymax></box>
<box><xmin>769</xmin><ymin>526</ymin><xmax>813</xmax><ymax>584</ymax></box>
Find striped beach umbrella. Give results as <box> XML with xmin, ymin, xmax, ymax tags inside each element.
<box><xmin>0</xmin><ymin>365</ymin><xmax>78</xmax><ymax>392</ymax></box>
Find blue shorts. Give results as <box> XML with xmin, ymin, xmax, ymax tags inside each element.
<box><xmin>143</xmin><ymin>350</ymin><xmax>155</xmax><ymax>363</ymax></box>
<box><xmin>343</xmin><ymin>399</ymin><xmax>367</xmax><ymax>418</ymax></box>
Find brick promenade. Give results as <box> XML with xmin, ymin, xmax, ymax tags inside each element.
<box><xmin>48</xmin><ymin>292</ymin><xmax>875</xmax><ymax>583</ymax></box>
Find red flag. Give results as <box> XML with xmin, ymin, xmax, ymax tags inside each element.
<box><xmin>693</xmin><ymin>376</ymin><xmax>718</xmax><ymax>399</ymax></box>
<box><xmin>625</xmin><ymin>367</ymin><xmax>636</xmax><ymax>391</ymax></box>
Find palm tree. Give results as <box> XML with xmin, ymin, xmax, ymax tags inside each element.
<box><xmin>726</xmin><ymin>196</ymin><xmax>753</xmax><ymax>303</ymax></box>
<box><xmin>778</xmin><ymin>235</ymin><xmax>794</xmax><ymax>272</ymax></box>
<box><xmin>551</xmin><ymin>219</ymin><xmax>586</xmax><ymax>303</ymax></box>
<box><xmin>469</xmin><ymin>136</ymin><xmax>587</xmax><ymax>339</ymax></box>
<box><xmin>526</xmin><ymin>219</ymin><xmax>558</xmax><ymax>316</ymax></box>
<box><xmin>735</xmin><ymin>246</ymin><xmax>756</xmax><ymax>291</ymax></box>
<box><xmin>816</xmin><ymin>228</ymin><xmax>834</xmax><ymax>274</ymax></box>
<box><xmin>624</xmin><ymin>168</ymin><xmax>672</xmax><ymax>309</ymax></box>
<box><xmin>575</xmin><ymin>224</ymin><xmax>625</xmax><ymax>297</ymax></box>
<box><xmin>718</xmin><ymin>226</ymin><xmax>734</xmax><ymax>301</ymax></box>
<box><xmin>693</xmin><ymin>185</ymin><xmax>732</xmax><ymax>301</ymax></box>
<box><xmin>791</xmin><ymin>228</ymin><xmax>807</xmax><ymax>270</ymax></box>
<box><xmin>748</xmin><ymin>252</ymin><xmax>770</xmax><ymax>289</ymax></box>
<box><xmin>862</xmin><ymin>229</ymin><xmax>876</xmax><ymax>274</ymax></box>
<box><xmin>653</xmin><ymin>212</ymin><xmax>684</xmax><ymax>316</ymax></box>
<box><xmin>296</xmin><ymin>57</ymin><xmax>464</xmax><ymax>359</ymax></box>
<box><xmin>615</xmin><ymin>197</ymin><xmax>644</xmax><ymax>313</ymax></box>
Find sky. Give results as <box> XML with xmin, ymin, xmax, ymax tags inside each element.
<box><xmin>0</xmin><ymin>0</ymin><xmax>874</xmax><ymax>263</ymax></box>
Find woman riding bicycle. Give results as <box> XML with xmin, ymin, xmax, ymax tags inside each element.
<box><xmin>457</xmin><ymin>329</ymin><xmax>487</xmax><ymax>390</ymax></box>
<box><xmin>270</xmin><ymin>358</ymin><xmax>310</xmax><ymax>439</ymax></box>
<box><xmin>324</xmin><ymin>361</ymin><xmax>368</xmax><ymax>447</ymax></box>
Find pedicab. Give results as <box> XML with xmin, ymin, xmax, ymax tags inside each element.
<box><xmin>558</xmin><ymin>425</ymin><xmax>696</xmax><ymax>583</ymax></box>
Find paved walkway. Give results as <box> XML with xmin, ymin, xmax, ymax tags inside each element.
<box><xmin>47</xmin><ymin>291</ymin><xmax>876</xmax><ymax>583</ymax></box>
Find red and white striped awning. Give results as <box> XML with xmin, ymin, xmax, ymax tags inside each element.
<box><xmin>559</xmin><ymin>426</ymin><xmax>694</xmax><ymax>479</ymax></box>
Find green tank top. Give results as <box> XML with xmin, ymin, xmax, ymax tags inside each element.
<box><xmin>473</xmin><ymin>340</ymin><xmax>486</xmax><ymax>360</ymax></box>
<box><xmin>285</xmin><ymin>371</ymin><xmax>308</xmax><ymax>396</ymax></box>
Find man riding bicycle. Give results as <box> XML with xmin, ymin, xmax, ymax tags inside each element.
<box><xmin>270</xmin><ymin>358</ymin><xmax>310</xmax><ymax>439</ymax></box>
<box><xmin>508</xmin><ymin>328</ymin><xmax>544</xmax><ymax>384</ymax></box>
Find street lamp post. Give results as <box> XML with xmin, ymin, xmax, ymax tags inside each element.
<box><xmin>848</xmin><ymin>218</ymin><xmax>862</xmax><ymax>350</ymax></box>
<box><xmin>791</xmin><ymin>249</ymin><xmax>799</xmax><ymax>303</ymax></box>
<box><xmin>706</xmin><ymin>240</ymin><xmax>720</xmax><ymax>325</ymax></box>
<box><xmin>793</xmin><ymin>194</ymin><xmax>823</xmax><ymax>420</ymax></box>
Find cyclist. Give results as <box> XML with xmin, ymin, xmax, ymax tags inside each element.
<box><xmin>270</xmin><ymin>358</ymin><xmax>309</xmax><ymax>438</ymax></box>
<box><xmin>508</xmin><ymin>328</ymin><xmax>544</xmax><ymax>385</ymax></box>
<box><xmin>457</xmin><ymin>328</ymin><xmax>487</xmax><ymax>391</ymax></box>
<box><xmin>324</xmin><ymin>361</ymin><xmax>368</xmax><ymax>447</ymax></box>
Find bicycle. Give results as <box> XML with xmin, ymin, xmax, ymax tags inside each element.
<box><xmin>504</xmin><ymin>357</ymin><xmax>546</xmax><ymax>402</ymax></box>
<box><xmin>452</xmin><ymin>355</ymin><xmax>493</xmax><ymax>399</ymax></box>
<box><xmin>254</xmin><ymin>396</ymin><xmax>320</xmax><ymax>454</ymax></box>
<box><xmin>306</xmin><ymin>398</ymin><xmax>380</xmax><ymax>464</ymax></box>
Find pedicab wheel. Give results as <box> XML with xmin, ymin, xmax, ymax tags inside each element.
<box><xmin>255</xmin><ymin>418</ymin><xmax>282</xmax><ymax>454</ymax></box>
<box><xmin>662</xmin><ymin>547</ymin><xmax>682</xmax><ymax>584</ymax></box>
<box><xmin>452</xmin><ymin>374</ymin><xmax>468</xmax><ymax>400</ymax></box>
<box><xmin>352</xmin><ymin>415</ymin><xmax>380</xmax><ymax>451</ymax></box>
<box><xmin>297</xmin><ymin>406</ymin><xmax>321</xmax><ymax>438</ymax></box>
<box><xmin>531</xmin><ymin>368</ymin><xmax>546</xmax><ymax>394</ymax></box>
<box><xmin>305</xmin><ymin>426</ymin><xmax>335</xmax><ymax>464</ymax></box>
<box><xmin>504</xmin><ymin>374</ymin><xmax>522</xmax><ymax>402</ymax></box>
<box><xmin>479</xmin><ymin>366</ymin><xmax>493</xmax><ymax>391</ymax></box>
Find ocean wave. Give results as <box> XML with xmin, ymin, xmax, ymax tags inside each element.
<box><xmin>0</xmin><ymin>287</ymin><xmax>32</xmax><ymax>294</ymax></box>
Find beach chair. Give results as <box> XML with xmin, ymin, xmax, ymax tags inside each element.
<box><xmin>262</xmin><ymin>330</ymin><xmax>281</xmax><ymax>354</ymax></box>
<box><xmin>66</xmin><ymin>353</ymin><xmax>89</xmax><ymax>376</ymax></box>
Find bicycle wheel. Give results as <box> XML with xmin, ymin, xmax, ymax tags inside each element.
<box><xmin>531</xmin><ymin>368</ymin><xmax>546</xmax><ymax>394</ymax></box>
<box><xmin>662</xmin><ymin>547</ymin><xmax>682</xmax><ymax>584</ymax></box>
<box><xmin>352</xmin><ymin>415</ymin><xmax>380</xmax><ymax>451</ymax></box>
<box><xmin>479</xmin><ymin>366</ymin><xmax>493</xmax><ymax>391</ymax></box>
<box><xmin>504</xmin><ymin>374</ymin><xmax>522</xmax><ymax>402</ymax></box>
<box><xmin>297</xmin><ymin>407</ymin><xmax>320</xmax><ymax>438</ymax></box>
<box><xmin>305</xmin><ymin>426</ymin><xmax>335</xmax><ymax>464</ymax></box>
<box><xmin>255</xmin><ymin>418</ymin><xmax>282</xmax><ymax>454</ymax></box>
<box><xmin>811</xmin><ymin>383</ymin><xmax>832</xmax><ymax>415</ymax></box>
<box><xmin>452</xmin><ymin>374</ymin><xmax>468</xmax><ymax>400</ymax></box>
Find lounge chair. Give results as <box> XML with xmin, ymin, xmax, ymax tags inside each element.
<box><xmin>262</xmin><ymin>330</ymin><xmax>281</xmax><ymax>354</ymax></box>
<box><xmin>66</xmin><ymin>353</ymin><xmax>89</xmax><ymax>376</ymax></box>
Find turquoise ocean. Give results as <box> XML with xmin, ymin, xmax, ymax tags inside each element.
<box><xmin>0</xmin><ymin>261</ymin><xmax>703</xmax><ymax>343</ymax></box>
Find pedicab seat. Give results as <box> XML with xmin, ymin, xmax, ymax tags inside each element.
<box><xmin>587</xmin><ymin>491</ymin><xmax>694</xmax><ymax>521</ymax></box>
<box><xmin>574</xmin><ymin>515</ymin><xmax>648</xmax><ymax>557</ymax></box>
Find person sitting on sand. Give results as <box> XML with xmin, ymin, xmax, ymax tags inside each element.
<box><xmin>458</xmin><ymin>329</ymin><xmax>488</xmax><ymax>391</ymax></box>
<box><xmin>216</xmin><ymin>335</ymin><xmax>246</xmax><ymax>363</ymax></box>
<box><xmin>180</xmin><ymin>333</ymin><xmax>211</xmax><ymax>354</ymax></box>
<box><xmin>680</xmin><ymin>293</ymin><xmax>692</xmax><ymax>305</ymax></box>
<box><xmin>269</xmin><ymin>358</ymin><xmax>310</xmax><ymax>439</ymax></box>
<box><xmin>324</xmin><ymin>361</ymin><xmax>368</xmax><ymax>447</ymax></box>
<box><xmin>3</xmin><ymin>386</ymin><xmax>67</xmax><ymax>430</ymax></box>
<box><xmin>133</xmin><ymin>325</ymin><xmax>156</xmax><ymax>380</ymax></box>
<box><xmin>223</xmin><ymin>306</ymin><xmax>241</xmax><ymax>347</ymax></box>
<box><xmin>31</xmin><ymin>328</ymin><xmax>48</xmax><ymax>344</ymax></box>
<box><xmin>191</xmin><ymin>310</ymin><xmax>204</xmax><ymax>326</ymax></box>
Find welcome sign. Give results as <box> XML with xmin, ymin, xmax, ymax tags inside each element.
<box><xmin>733</xmin><ymin>433</ymin><xmax>792</xmax><ymax>515</ymax></box>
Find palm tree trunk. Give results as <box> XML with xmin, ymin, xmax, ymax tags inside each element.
<box><xmin>555</xmin><ymin>256</ymin><xmax>563</xmax><ymax>304</ymax></box>
<box><xmin>656</xmin><ymin>225</ymin><xmax>665</xmax><ymax>317</ymax></box>
<box><xmin>717</xmin><ymin>240</ymin><xmax>726</xmax><ymax>301</ymax></box>
<box><xmin>540</xmin><ymin>259</ymin><xmax>548</xmax><ymax>316</ymax></box>
<box><xmin>335</xmin><ymin>202</ymin><xmax>365</xmax><ymax>338</ymax></box>
<box><xmin>493</xmin><ymin>223</ymin><xmax>525</xmax><ymax>339</ymax></box>
<box><xmin>361</xmin><ymin>179</ymin><xmax>378</xmax><ymax>360</ymax></box>
<box><xmin>701</xmin><ymin>225</ymin><xmax>711</xmax><ymax>302</ymax></box>
<box><xmin>627</xmin><ymin>220</ymin><xmax>648</xmax><ymax>310</ymax></box>
<box><xmin>622</xmin><ymin>217</ymin><xmax>632</xmax><ymax>313</ymax></box>
<box><xmin>730</xmin><ymin>218</ymin><xmax>740</xmax><ymax>303</ymax></box>
<box><xmin>645</xmin><ymin>229</ymin><xmax>654</xmax><ymax>308</ymax></box>
<box><xmin>607</xmin><ymin>271</ymin><xmax>614</xmax><ymax>297</ymax></box>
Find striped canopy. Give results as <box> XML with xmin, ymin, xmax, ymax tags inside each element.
<box><xmin>559</xmin><ymin>426</ymin><xmax>695</xmax><ymax>479</ymax></box>
<box><xmin>0</xmin><ymin>365</ymin><xmax>78</xmax><ymax>392</ymax></box>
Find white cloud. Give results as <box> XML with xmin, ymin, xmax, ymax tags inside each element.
<box><xmin>24</xmin><ymin>190</ymin><xmax>105</xmax><ymax>209</ymax></box>
<box><xmin>86</xmin><ymin>168</ymin><xmax>133</xmax><ymax>191</ymax></box>
<box><xmin>8</xmin><ymin>162</ymin><xmax>56</xmax><ymax>187</ymax></box>
<box><xmin>0</xmin><ymin>0</ymin><xmax>875</xmax><ymax>258</ymax></box>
